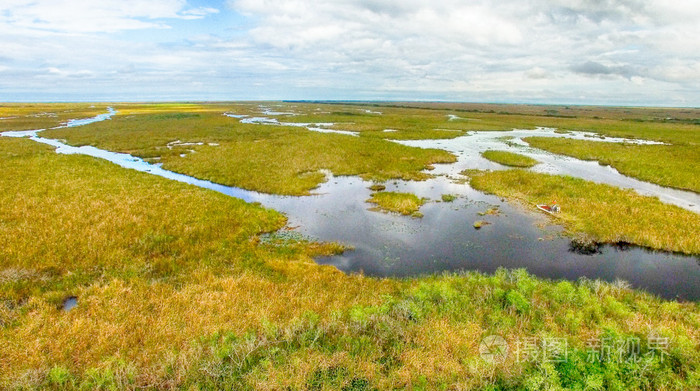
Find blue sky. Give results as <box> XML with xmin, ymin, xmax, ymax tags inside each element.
<box><xmin>1</xmin><ymin>0</ymin><xmax>699</xmax><ymax>105</ymax></box>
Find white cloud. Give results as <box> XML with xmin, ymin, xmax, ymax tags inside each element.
<box><xmin>222</xmin><ymin>0</ymin><xmax>700</xmax><ymax>104</ymax></box>
<box><xmin>0</xmin><ymin>0</ymin><xmax>698</xmax><ymax>104</ymax></box>
<box><xmin>0</xmin><ymin>0</ymin><xmax>218</xmax><ymax>33</ymax></box>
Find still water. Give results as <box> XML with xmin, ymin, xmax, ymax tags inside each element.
<box><xmin>2</xmin><ymin>108</ymin><xmax>698</xmax><ymax>300</ymax></box>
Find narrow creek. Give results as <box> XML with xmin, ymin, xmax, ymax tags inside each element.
<box><xmin>2</xmin><ymin>108</ymin><xmax>699</xmax><ymax>300</ymax></box>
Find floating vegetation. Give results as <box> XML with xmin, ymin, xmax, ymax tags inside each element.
<box><xmin>441</xmin><ymin>194</ymin><xmax>457</xmax><ymax>202</ymax></box>
<box><xmin>473</xmin><ymin>220</ymin><xmax>490</xmax><ymax>229</ymax></box>
<box><xmin>478</xmin><ymin>206</ymin><xmax>501</xmax><ymax>216</ymax></box>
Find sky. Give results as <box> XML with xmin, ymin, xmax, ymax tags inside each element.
<box><xmin>1</xmin><ymin>0</ymin><xmax>699</xmax><ymax>105</ymax></box>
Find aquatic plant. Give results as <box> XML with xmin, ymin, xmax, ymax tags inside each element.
<box><xmin>367</xmin><ymin>191</ymin><xmax>426</xmax><ymax>217</ymax></box>
<box><xmin>473</xmin><ymin>220</ymin><xmax>489</xmax><ymax>229</ymax></box>
<box><xmin>441</xmin><ymin>194</ymin><xmax>457</xmax><ymax>202</ymax></box>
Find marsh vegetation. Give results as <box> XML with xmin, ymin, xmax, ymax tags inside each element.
<box><xmin>481</xmin><ymin>150</ymin><xmax>539</xmax><ymax>167</ymax></box>
<box><xmin>526</xmin><ymin>137</ymin><xmax>700</xmax><ymax>192</ymax></box>
<box><xmin>466</xmin><ymin>169</ymin><xmax>700</xmax><ymax>254</ymax></box>
<box><xmin>1</xmin><ymin>102</ymin><xmax>698</xmax><ymax>389</ymax></box>
<box><xmin>367</xmin><ymin>191</ymin><xmax>426</xmax><ymax>217</ymax></box>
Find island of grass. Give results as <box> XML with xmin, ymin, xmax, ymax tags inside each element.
<box><xmin>367</xmin><ymin>191</ymin><xmax>425</xmax><ymax>217</ymax></box>
<box><xmin>481</xmin><ymin>150</ymin><xmax>539</xmax><ymax>168</ymax></box>
<box><xmin>441</xmin><ymin>193</ymin><xmax>457</xmax><ymax>202</ymax></box>
<box><xmin>465</xmin><ymin>169</ymin><xmax>700</xmax><ymax>254</ymax></box>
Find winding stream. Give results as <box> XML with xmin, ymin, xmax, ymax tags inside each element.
<box><xmin>2</xmin><ymin>108</ymin><xmax>699</xmax><ymax>300</ymax></box>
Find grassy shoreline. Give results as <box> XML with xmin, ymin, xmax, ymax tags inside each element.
<box><xmin>465</xmin><ymin>169</ymin><xmax>700</xmax><ymax>254</ymax></box>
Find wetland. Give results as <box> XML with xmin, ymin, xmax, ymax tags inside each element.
<box><xmin>1</xmin><ymin>101</ymin><xmax>698</xmax><ymax>389</ymax></box>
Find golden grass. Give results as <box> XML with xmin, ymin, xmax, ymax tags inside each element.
<box><xmin>481</xmin><ymin>150</ymin><xmax>539</xmax><ymax>168</ymax></box>
<box><xmin>466</xmin><ymin>169</ymin><xmax>700</xmax><ymax>254</ymax></box>
<box><xmin>367</xmin><ymin>191</ymin><xmax>426</xmax><ymax>217</ymax></box>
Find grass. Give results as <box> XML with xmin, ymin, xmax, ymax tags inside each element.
<box><xmin>526</xmin><ymin>137</ymin><xmax>700</xmax><ymax>192</ymax></box>
<box><xmin>367</xmin><ymin>191</ymin><xmax>425</xmax><ymax>217</ymax></box>
<box><xmin>0</xmin><ymin>103</ymin><xmax>109</xmax><ymax>131</ymax></box>
<box><xmin>2</xmin><ymin>103</ymin><xmax>700</xmax><ymax>389</ymax></box>
<box><xmin>441</xmin><ymin>194</ymin><xmax>457</xmax><ymax>202</ymax></box>
<box><xmin>466</xmin><ymin>169</ymin><xmax>700</xmax><ymax>254</ymax></box>
<box><xmin>31</xmin><ymin>102</ymin><xmax>700</xmax><ymax>195</ymax></box>
<box><xmin>482</xmin><ymin>150</ymin><xmax>539</xmax><ymax>168</ymax></box>
<box><xmin>42</xmin><ymin>106</ymin><xmax>455</xmax><ymax>195</ymax></box>
<box><xmin>360</xmin><ymin>102</ymin><xmax>700</xmax><ymax>145</ymax></box>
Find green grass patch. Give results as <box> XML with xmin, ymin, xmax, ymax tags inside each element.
<box><xmin>466</xmin><ymin>169</ymin><xmax>700</xmax><ymax>254</ymax></box>
<box><xmin>526</xmin><ymin>137</ymin><xmax>700</xmax><ymax>193</ymax></box>
<box><xmin>482</xmin><ymin>150</ymin><xmax>539</xmax><ymax>167</ymax></box>
<box><xmin>367</xmin><ymin>191</ymin><xmax>426</xmax><ymax>217</ymax></box>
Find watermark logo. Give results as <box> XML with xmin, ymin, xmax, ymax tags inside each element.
<box><xmin>479</xmin><ymin>335</ymin><xmax>508</xmax><ymax>363</ymax></box>
<box><xmin>479</xmin><ymin>334</ymin><xmax>670</xmax><ymax>365</ymax></box>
